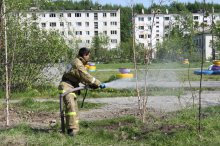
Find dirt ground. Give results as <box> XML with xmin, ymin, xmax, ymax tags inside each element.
<box><xmin>0</xmin><ymin>90</ymin><xmax>220</xmax><ymax>129</ymax></box>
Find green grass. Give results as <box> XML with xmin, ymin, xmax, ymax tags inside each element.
<box><xmin>0</xmin><ymin>62</ymin><xmax>219</xmax><ymax>99</ymax></box>
<box><xmin>6</xmin><ymin>97</ymin><xmax>104</xmax><ymax>112</ymax></box>
<box><xmin>0</xmin><ymin>106</ymin><xmax>219</xmax><ymax>145</ymax></box>
<box><xmin>96</xmin><ymin>61</ymin><xmax>212</xmax><ymax>69</ymax></box>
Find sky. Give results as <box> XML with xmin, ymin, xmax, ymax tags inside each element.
<box><xmin>92</xmin><ymin>0</ymin><xmax>220</xmax><ymax>8</ymax></box>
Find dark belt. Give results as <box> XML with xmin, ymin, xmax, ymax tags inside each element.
<box><xmin>61</xmin><ymin>76</ymin><xmax>80</xmax><ymax>95</ymax></box>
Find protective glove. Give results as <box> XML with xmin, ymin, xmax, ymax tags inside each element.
<box><xmin>99</xmin><ymin>83</ymin><xmax>106</xmax><ymax>89</ymax></box>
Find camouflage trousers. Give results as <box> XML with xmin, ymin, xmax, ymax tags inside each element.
<box><xmin>58</xmin><ymin>82</ymin><xmax>79</xmax><ymax>134</ymax></box>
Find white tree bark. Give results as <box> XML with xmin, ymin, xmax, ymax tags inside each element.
<box><xmin>3</xmin><ymin>0</ymin><xmax>9</xmax><ymax>126</ymax></box>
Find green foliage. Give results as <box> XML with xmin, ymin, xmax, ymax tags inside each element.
<box><xmin>0</xmin><ymin>11</ymin><xmax>70</xmax><ymax>92</ymax></box>
<box><xmin>91</xmin><ymin>33</ymin><xmax>110</xmax><ymax>62</ymax></box>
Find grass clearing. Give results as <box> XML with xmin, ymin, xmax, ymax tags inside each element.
<box><xmin>0</xmin><ymin>106</ymin><xmax>219</xmax><ymax>145</ymax></box>
<box><xmin>3</xmin><ymin>97</ymin><xmax>104</xmax><ymax>112</ymax></box>
<box><xmin>0</xmin><ymin>62</ymin><xmax>219</xmax><ymax>99</ymax></box>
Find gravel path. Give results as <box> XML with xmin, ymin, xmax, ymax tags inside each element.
<box><xmin>79</xmin><ymin>91</ymin><xmax>220</xmax><ymax>120</ymax></box>
<box><xmin>0</xmin><ymin>91</ymin><xmax>219</xmax><ymax>128</ymax></box>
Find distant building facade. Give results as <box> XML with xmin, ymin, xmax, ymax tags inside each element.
<box><xmin>193</xmin><ymin>32</ymin><xmax>218</xmax><ymax>59</ymax></box>
<box><xmin>135</xmin><ymin>10</ymin><xmax>220</xmax><ymax>59</ymax></box>
<box><xmin>21</xmin><ymin>8</ymin><xmax>121</xmax><ymax>49</ymax></box>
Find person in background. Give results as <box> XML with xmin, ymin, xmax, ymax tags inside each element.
<box><xmin>58</xmin><ymin>47</ymin><xmax>105</xmax><ymax>136</ymax></box>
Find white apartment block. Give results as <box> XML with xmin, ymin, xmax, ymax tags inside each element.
<box><xmin>135</xmin><ymin>12</ymin><xmax>220</xmax><ymax>59</ymax></box>
<box><xmin>22</xmin><ymin>8</ymin><xmax>120</xmax><ymax>49</ymax></box>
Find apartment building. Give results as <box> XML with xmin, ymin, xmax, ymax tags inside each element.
<box><xmin>22</xmin><ymin>8</ymin><xmax>121</xmax><ymax>49</ymax></box>
<box><xmin>135</xmin><ymin>11</ymin><xmax>220</xmax><ymax>59</ymax></box>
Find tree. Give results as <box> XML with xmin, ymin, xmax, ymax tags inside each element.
<box><xmin>0</xmin><ymin>0</ymin><xmax>71</xmax><ymax>92</ymax></box>
<box><xmin>90</xmin><ymin>33</ymin><xmax>110</xmax><ymax>62</ymax></box>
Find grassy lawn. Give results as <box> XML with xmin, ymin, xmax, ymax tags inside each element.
<box><xmin>7</xmin><ymin>97</ymin><xmax>104</xmax><ymax>112</ymax></box>
<box><xmin>0</xmin><ymin>106</ymin><xmax>219</xmax><ymax>145</ymax></box>
<box><xmin>0</xmin><ymin>62</ymin><xmax>219</xmax><ymax>99</ymax></box>
<box><xmin>0</xmin><ymin>62</ymin><xmax>220</xmax><ymax>145</ymax></box>
<box><xmin>96</xmin><ymin>61</ymin><xmax>212</xmax><ymax>69</ymax></box>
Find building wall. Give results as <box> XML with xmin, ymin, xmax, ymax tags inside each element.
<box><xmin>22</xmin><ymin>9</ymin><xmax>121</xmax><ymax>49</ymax></box>
<box><xmin>193</xmin><ymin>33</ymin><xmax>217</xmax><ymax>59</ymax></box>
<box><xmin>135</xmin><ymin>12</ymin><xmax>220</xmax><ymax>59</ymax></box>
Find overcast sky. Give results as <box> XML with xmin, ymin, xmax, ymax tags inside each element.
<box><xmin>91</xmin><ymin>0</ymin><xmax>220</xmax><ymax>8</ymax></box>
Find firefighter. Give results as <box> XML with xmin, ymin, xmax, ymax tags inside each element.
<box><xmin>58</xmin><ymin>47</ymin><xmax>105</xmax><ymax>136</ymax></box>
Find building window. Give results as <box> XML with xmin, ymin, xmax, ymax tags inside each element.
<box><xmin>165</xmin><ymin>17</ymin><xmax>170</xmax><ymax>20</ymax></box>
<box><xmin>60</xmin><ymin>13</ymin><xmax>63</xmax><ymax>17</ymax></box>
<box><xmin>111</xmin><ymin>30</ymin><xmax>117</xmax><ymax>35</ymax></box>
<box><xmin>110</xmin><ymin>13</ymin><xmax>116</xmax><ymax>17</ymax></box>
<box><xmin>86</xmin><ymin>13</ymin><xmax>89</xmax><ymax>17</ymax></box>
<box><xmin>138</xmin><ymin>26</ymin><xmax>144</xmax><ymax>30</ymax></box>
<box><xmin>86</xmin><ymin>40</ymin><xmax>90</xmax><ymax>43</ymax></box>
<box><xmin>103</xmin><ymin>22</ymin><xmax>107</xmax><ymax>26</ymax></box>
<box><xmin>138</xmin><ymin>17</ymin><xmax>144</xmax><ymax>21</ymax></box>
<box><xmin>156</xmin><ymin>39</ymin><xmax>159</xmax><ymax>42</ymax></box>
<box><xmin>156</xmin><ymin>21</ymin><xmax>159</xmax><ymax>24</ymax></box>
<box><xmin>148</xmin><ymin>26</ymin><xmax>152</xmax><ymax>30</ymax></box>
<box><xmin>139</xmin><ymin>35</ymin><xmax>144</xmax><ymax>38</ymax></box>
<box><xmin>103</xmin><ymin>31</ymin><xmax>107</xmax><ymax>35</ymax></box>
<box><xmin>164</xmin><ymin>25</ymin><xmax>169</xmax><ymax>29</ymax></box>
<box><xmin>94</xmin><ymin>31</ymin><xmax>98</xmax><ymax>36</ymax></box>
<box><xmin>49</xmin><ymin>13</ymin><xmax>56</xmax><ymax>17</ymax></box>
<box><xmin>156</xmin><ymin>34</ymin><xmax>159</xmax><ymax>37</ymax></box>
<box><xmin>67</xmin><ymin>13</ymin><xmax>71</xmax><ymax>17</ymax></box>
<box><xmin>94</xmin><ymin>13</ymin><xmax>98</xmax><ymax>20</ymax></box>
<box><xmin>67</xmin><ymin>22</ymin><xmax>71</xmax><ymax>26</ymax></box>
<box><xmin>94</xmin><ymin>22</ymin><xmax>98</xmax><ymax>29</ymax></box>
<box><xmin>76</xmin><ymin>22</ymin><xmax>82</xmax><ymax>26</ymax></box>
<box><xmin>86</xmin><ymin>31</ymin><xmax>90</xmax><ymax>35</ymax></box>
<box><xmin>75</xmin><ymin>31</ymin><xmax>82</xmax><ymax>35</ymax></box>
<box><xmin>156</xmin><ymin>30</ymin><xmax>159</xmax><ymax>32</ymax></box>
<box><xmin>41</xmin><ymin>23</ymin><xmax>46</xmax><ymax>27</ymax></box>
<box><xmin>110</xmin><ymin>21</ymin><xmax>117</xmax><ymax>26</ymax></box>
<box><xmin>148</xmin><ymin>34</ymin><xmax>151</xmax><ymax>38</ymax></box>
<box><xmin>49</xmin><ymin>22</ymin><xmax>56</xmax><ymax>27</ymax></box>
<box><xmin>61</xmin><ymin>31</ymin><xmax>65</xmax><ymax>35</ymax></box>
<box><xmin>75</xmin><ymin>13</ymin><xmax>81</xmax><ymax>17</ymax></box>
<box><xmin>156</xmin><ymin>17</ymin><xmax>159</xmax><ymax>19</ymax></box>
<box><xmin>42</xmin><ymin>14</ymin><xmax>46</xmax><ymax>17</ymax></box>
<box><xmin>103</xmin><ymin>13</ymin><xmax>107</xmax><ymax>17</ymax></box>
<box><xmin>148</xmin><ymin>17</ymin><xmax>151</xmax><ymax>21</ymax></box>
<box><xmin>194</xmin><ymin>16</ymin><xmax>199</xmax><ymax>20</ymax></box>
<box><xmin>68</xmin><ymin>31</ymin><xmax>73</xmax><ymax>35</ymax></box>
<box><xmin>60</xmin><ymin>22</ymin><xmax>64</xmax><ymax>27</ymax></box>
<box><xmin>111</xmin><ymin>39</ymin><xmax>117</xmax><ymax>43</ymax></box>
<box><xmin>85</xmin><ymin>22</ymin><xmax>89</xmax><ymax>27</ymax></box>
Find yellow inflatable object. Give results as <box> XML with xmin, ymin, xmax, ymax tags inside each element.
<box><xmin>117</xmin><ymin>73</ymin><xmax>134</xmax><ymax>79</ymax></box>
<box><xmin>182</xmin><ymin>59</ymin><xmax>189</xmax><ymax>64</ymax></box>
<box><xmin>88</xmin><ymin>66</ymin><xmax>96</xmax><ymax>70</ymax></box>
<box><xmin>88</xmin><ymin>66</ymin><xmax>96</xmax><ymax>72</ymax></box>
<box><xmin>213</xmin><ymin>60</ymin><xmax>220</xmax><ymax>66</ymax></box>
<box><xmin>85</xmin><ymin>65</ymin><xmax>90</xmax><ymax>69</ymax></box>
